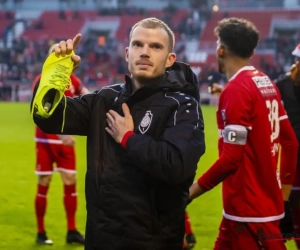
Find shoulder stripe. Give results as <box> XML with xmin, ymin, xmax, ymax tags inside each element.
<box><xmin>102</xmin><ymin>86</ymin><xmax>121</xmax><ymax>93</ymax></box>
<box><xmin>165</xmin><ymin>93</ymin><xmax>180</xmax><ymax>126</ymax></box>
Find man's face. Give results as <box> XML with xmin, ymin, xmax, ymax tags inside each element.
<box><xmin>125</xmin><ymin>26</ymin><xmax>176</xmax><ymax>83</ymax></box>
<box><xmin>216</xmin><ymin>39</ymin><xmax>225</xmax><ymax>74</ymax></box>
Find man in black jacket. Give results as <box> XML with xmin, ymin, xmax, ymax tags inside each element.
<box><xmin>31</xmin><ymin>17</ymin><xmax>205</xmax><ymax>250</ymax></box>
<box><xmin>274</xmin><ymin>44</ymin><xmax>300</xmax><ymax>248</ymax></box>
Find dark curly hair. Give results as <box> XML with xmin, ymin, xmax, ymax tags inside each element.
<box><xmin>214</xmin><ymin>17</ymin><xmax>260</xmax><ymax>58</ymax></box>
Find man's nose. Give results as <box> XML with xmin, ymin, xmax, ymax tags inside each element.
<box><xmin>140</xmin><ymin>45</ymin><xmax>150</xmax><ymax>57</ymax></box>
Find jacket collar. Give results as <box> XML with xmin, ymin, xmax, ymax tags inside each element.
<box><xmin>120</xmin><ymin>61</ymin><xmax>199</xmax><ymax>101</ymax></box>
<box><xmin>123</xmin><ymin>74</ymin><xmax>166</xmax><ymax>95</ymax></box>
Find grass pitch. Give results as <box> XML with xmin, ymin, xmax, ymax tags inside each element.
<box><xmin>0</xmin><ymin>103</ymin><xmax>296</xmax><ymax>250</ymax></box>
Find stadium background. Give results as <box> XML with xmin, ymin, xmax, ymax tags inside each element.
<box><xmin>0</xmin><ymin>0</ymin><xmax>299</xmax><ymax>249</ymax></box>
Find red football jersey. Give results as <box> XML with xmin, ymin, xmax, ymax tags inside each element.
<box><xmin>33</xmin><ymin>73</ymin><xmax>83</xmax><ymax>143</ymax></box>
<box><xmin>198</xmin><ymin>66</ymin><xmax>298</xmax><ymax>222</ymax></box>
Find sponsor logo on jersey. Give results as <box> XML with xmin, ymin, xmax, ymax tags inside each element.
<box><xmin>139</xmin><ymin>111</ymin><xmax>153</xmax><ymax>134</ymax></box>
<box><xmin>252</xmin><ymin>76</ymin><xmax>273</xmax><ymax>88</ymax></box>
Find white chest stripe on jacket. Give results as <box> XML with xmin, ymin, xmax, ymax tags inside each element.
<box><xmin>101</xmin><ymin>86</ymin><xmax>120</xmax><ymax>93</ymax></box>
<box><xmin>192</xmin><ymin>98</ymin><xmax>200</xmax><ymax>128</ymax></box>
<box><xmin>165</xmin><ymin>93</ymin><xmax>180</xmax><ymax>126</ymax></box>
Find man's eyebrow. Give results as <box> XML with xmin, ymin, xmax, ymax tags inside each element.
<box><xmin>149</xmin><ymin>42</ymin><xmax>164</xmax><ymax>48</ymax></box>
<box><xmin>130</xmin><ymin>40</ymin><xmax>142</xmax><ymax>44</ymax></box>
<box><xmin>130</xmin><ymin>40</ymin><xmax>164</xmax><ymax>48</ymax></box>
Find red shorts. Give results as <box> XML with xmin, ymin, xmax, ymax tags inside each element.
<box><xmin>292</xmin><ymin>167</ymin><xmax>300</xmax><ymax>190</ymax></box>
<box><xmin>214</xmin><ymin>217</ymin><xmax>286</xmax><ymax>250</ymax></box>
<box><xmin>35</xmin><ymin>142</ymin><xmax>76</xmax><ymax>175</ymax></box>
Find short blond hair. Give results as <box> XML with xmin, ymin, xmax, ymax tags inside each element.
<box><xmin>129</xmin><ymin>17</ymin><xmax>175</xmax><ymax>52</ymax></box>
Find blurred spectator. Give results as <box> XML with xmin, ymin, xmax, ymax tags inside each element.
<box><xmin>0</xmin><ymin>4</ymin><xmax>299</xmax><ymax>94</ymax></box>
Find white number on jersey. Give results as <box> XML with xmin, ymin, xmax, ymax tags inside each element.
<box><xmin>266</xmin><ymin>99</ymin><xmax>280</xmax><ymax>142</ymax></box>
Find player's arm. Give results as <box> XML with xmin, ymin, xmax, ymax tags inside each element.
<box><xmin>122</xmin><ymin>96</ymin><xmax>205</xmax><ymax>185</ymax></box>
<box><xmin>31</xmin><ymin>81</ymin><xmax>96</xmax><ymax>136</ymax></box>
<box><xmin>190</xmin><ymin>125</ymin><xmax>247</xmax><ymax>198</ymax></box>
<box><xmin>190</xmin><ymin>85</ymin><xmax>251</xmax><ymax>199</ymax></box>
<box><xmin>279</xmin><ymin>115</ymin><xmax>298</xmax><ymax>200</ymax></box>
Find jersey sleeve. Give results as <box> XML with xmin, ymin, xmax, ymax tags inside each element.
<box><xmin>197</xmin><ymin>83</ymin><xmax>252</xmax><ymax>190</ymax></box>
<box><xmin>279</xmin><ymin>117</ymin><xmax>298</xmax><ymax>185</ymax></box>
<box><xmin>276</xmin><ymin>88</ymin><xmax>298</xmax><ymax>185</ymax></box>
<box><xmin>220</xmin><ymin>84</ymin><xmax>253</xmax><ymax>129</ymax></box>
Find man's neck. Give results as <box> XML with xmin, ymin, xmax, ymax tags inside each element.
<box><xmin>130</xmin><ymin>74</ymin><xmax>165</xmax><ymax>93</ymax></box>
<box><xmin>225</xmin><ymin>58</ymin><xmax>251</xmax><ymax>81</ymax></box>
<box><xmin>131</xmin><ymin>79</ymin><xmax>143</xmax><ymax>93</ymax></box>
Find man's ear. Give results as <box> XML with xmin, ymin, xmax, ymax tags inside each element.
<box><xmin>125</xmin><ymin>47</ymin><xmax>129</xmax><ymax>62</ymax></box>
<box><xmin>217</xmin><ymin>45</ymin><xmax>225</xmax><ymax>58</ymax></box>
<box><xmin>165</xmin><ymin>53</ymin><xmax>176</xmax><ymax>68</ymax></box>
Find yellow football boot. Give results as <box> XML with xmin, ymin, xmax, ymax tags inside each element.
<box><xmin>32</xmin><ymin>51</ymin><xmax>74</xmax><ymax>119</ymax></box>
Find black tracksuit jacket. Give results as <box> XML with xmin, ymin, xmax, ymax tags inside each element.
<box><xmin>32</xmin><ymin>62</ymin><xmax>205</xmax><ymax>250</ymax></box>
<box><xmin>275</xmin><ymin>74</ymin><xmax>300</xmax><ymax>166</ymax></box>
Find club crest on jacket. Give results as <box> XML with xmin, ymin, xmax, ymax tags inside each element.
<box><xmin>139</xmin><ymin>111</ymin><xmax>153</xmax><ymax>134</ymax></box>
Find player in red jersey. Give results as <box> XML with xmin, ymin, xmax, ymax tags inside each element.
<box><xmin>33</xmin><ymin>44</ymin><xmax>89</xmax><ymax>245</ymax></box>
<box><xmin>189</xmin><ymin>18</ymin><xmax>299</xmax><ymax>250</ymax></box>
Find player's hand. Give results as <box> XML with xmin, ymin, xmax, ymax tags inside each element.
<box><xmin>290</xmin><ymin>61</ymin><xmax>300</xmax><ymax>86</ymax></box>
<box><xmin>105</xmin><ymin>103</ymin><xmax>134</xmax><ymax>143</ymax></box>
<box><xmin>54</xmin><ymin>33</ymin><xmax>82</xmax><ymax>69</ymax></box>
<box><xmin>208</xmin><ymin>83</ymin><xmax>223</xmax><ymax>95</ymax></box>
<box><xmin>185</xmin><ymin>233</ymin><xmax>196</xmax><ymax>249</ymax></box>
<box><xmin>189</xmin><ymin>181</ymin><xmax>206</xmax><ymax>200</ymax></box>
<box><xmin>279</xmin><ymin>201</ymin><xmax>294</xmax><ymax>242</ymax></box>
<box><xmin>58</xmin><ymin>135</ymin><xmax>75</xmax><ymax>146</ymax></box>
